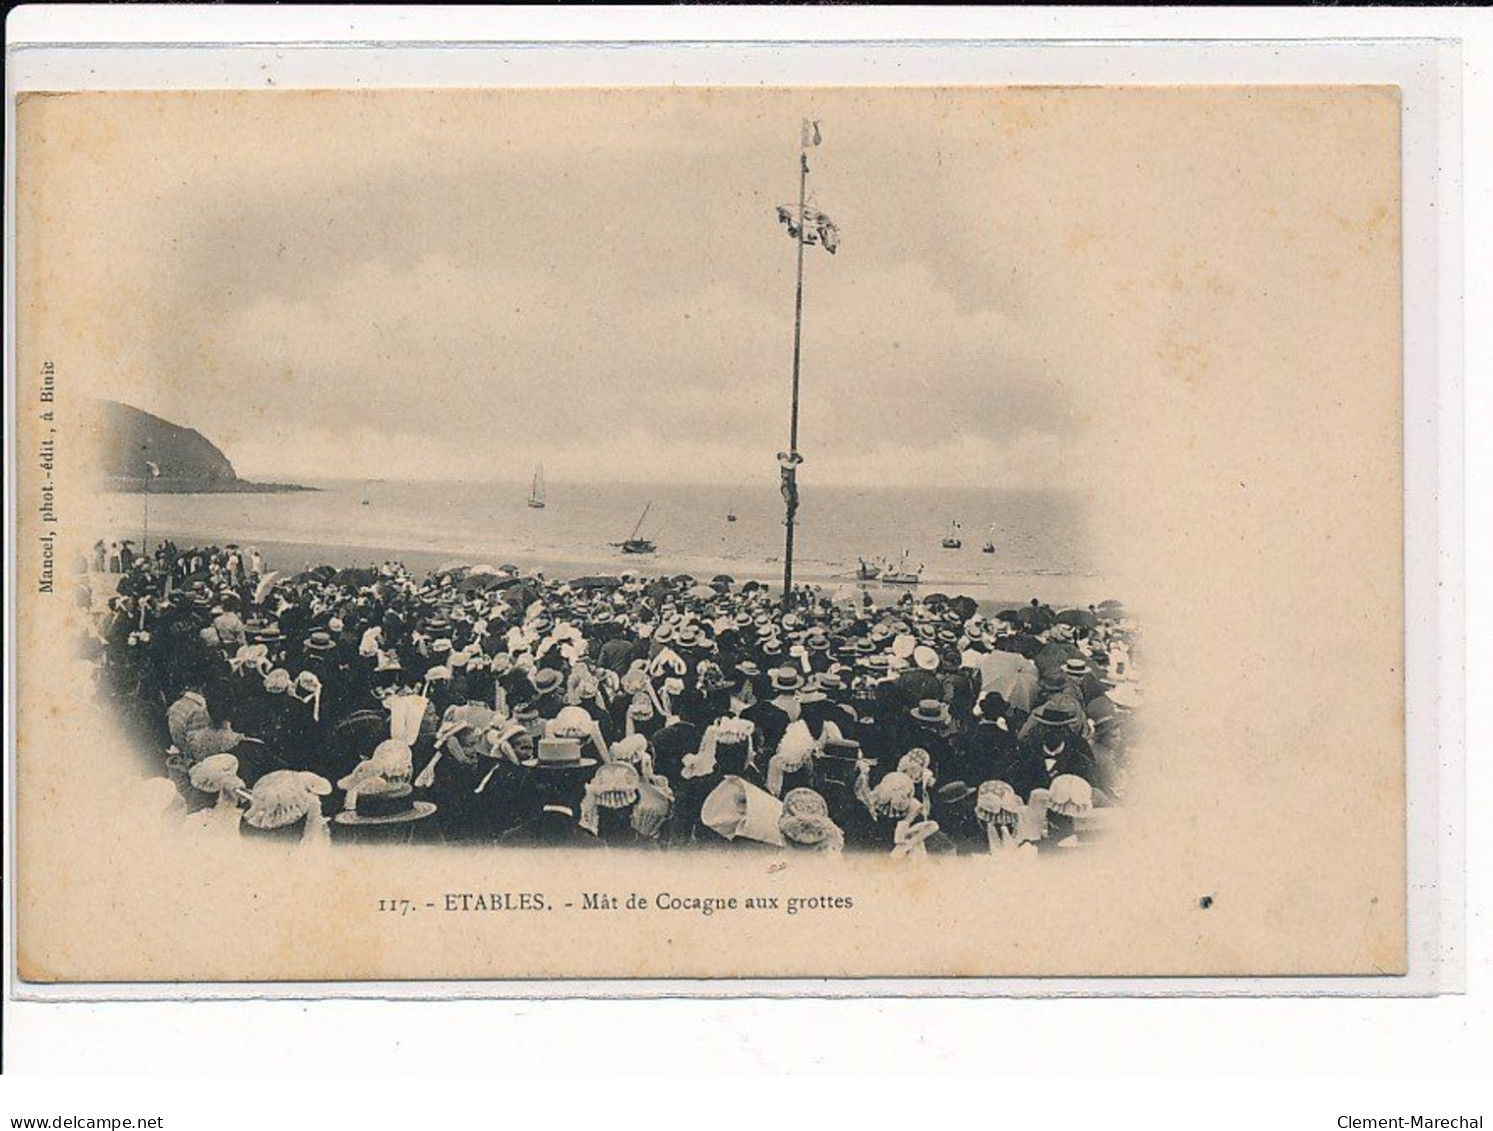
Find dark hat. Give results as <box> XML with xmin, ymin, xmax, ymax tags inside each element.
<box><xmin>1031</xmin><ymin>696</ymin><xmax>1082</xmax><ymax>727</ymax></box>
<box><xmin>1039</xmin><ymin>670</ymin><xmax>1068</xmax><ymax>693</ymax></box>
<box><xmin>333</xmin><ymin>782</ymin><xmax>437</xmax><ymax>827</ymax></box>
<box><xmin>935</xmin><ymin>780</ymin><xmax>978</xmax><ymax>805</ymax></box>
<box><xmin>976</xmin><ymin>691</ymin><xmax>1009</xmax><ymax>718</ymax></box>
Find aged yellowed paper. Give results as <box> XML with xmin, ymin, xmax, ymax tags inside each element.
<box><xmin>12</xmin><ymin>86</ymin><xmax>1403</xmax><ymax>982</ymax></box>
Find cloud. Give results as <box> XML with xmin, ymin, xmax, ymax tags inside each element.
<box><xmin>58</xmin><ymin>90</ymin><xmax>1106</xmax><ymax>486</ymax></box>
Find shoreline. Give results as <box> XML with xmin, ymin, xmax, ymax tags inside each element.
<box><xmin>103</xmin><ymin>480</ymin><xmax>318</xmax><ymax>495</ymax></box>
<box><xmin>120</xmin><ymin>526</ymin><xmax>1122</xmax><ymax>613</ymax></box>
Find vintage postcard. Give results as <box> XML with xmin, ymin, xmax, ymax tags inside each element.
<box><xmin>10</xmin><ymin>84</ymin><xmax>1406</xmax><ymax>984</ymax></box>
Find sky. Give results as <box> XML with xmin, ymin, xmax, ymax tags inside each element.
<box><xmin>24</xmin><ymin>86</ymin><xmax>1397</xmax><ymax>493</ymax></box>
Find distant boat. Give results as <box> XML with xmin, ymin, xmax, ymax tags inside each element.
<box><xmin>613</xmin><ymin>502</ymin><xmax>656</xmax><ymax>555</ymax></box>
<box><xmin>883</xmin><ymin>551</ymin><xmax>923</xmax><ymax>585</ymax></box>
<box><xmin>727</xmin><ymin>503</ymin><xmax>737</xmax><ymax>523</ymax></box>
<box><xmin>941</xmin><ymin>519</ymin><xmax>963</xmax><ymax>550</ymax></box>
<box><xmin>361</xmin><ymin>499</ymin><xmax>370</xmax><ymax>507</ymax></box>
<box><xmin>982</xmin><ymin>524</ymin><xmax>996</xmax><ymax>554</ymax></box>
<box><xmin>527</xmin><ymin>464</ymin><xmax>546</xmax><ymax>509</ymax></box>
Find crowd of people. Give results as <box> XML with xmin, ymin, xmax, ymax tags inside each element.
<box><xmin>83</xmin><ymin>540</ymin><xmax>1142</xmax><ymax>859</ymax></box>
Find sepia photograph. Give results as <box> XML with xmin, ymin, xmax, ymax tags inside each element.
<box><xmin>12</xmin><ymin>83</ymin><xmax>1408</xmax><ymax>983</ymax></box>
<box><xmin>74</xmin><ymin>92</ymin><xmax>1131</xmax><ymax>861</ymax></box>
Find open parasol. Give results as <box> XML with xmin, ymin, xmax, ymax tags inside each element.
<box><xmin>253</xmin><ymin>571</ymin><xmax>287</xmax><ymax>605</ymax></box>
<box><xmin>1055</xmin><ymin>608</ymin><xmax>1099</xmax><ymax>629</ymax></box>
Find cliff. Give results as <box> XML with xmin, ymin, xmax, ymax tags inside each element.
<box><xmin>94</xmin><ymin>400</ymin><xmax>312</xmax><ymax>494</ymax></box>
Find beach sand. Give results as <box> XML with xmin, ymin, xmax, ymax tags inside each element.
<box><xmin>122</xmin><ymin>527</ymin><xmax>1116</xmax><ymax>615</ymax></box>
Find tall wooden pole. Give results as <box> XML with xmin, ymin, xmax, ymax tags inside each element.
<box><xmin>142</xmin><ymin>462</ymin><xmax>151</xmax><ymax>559</ymax></box>
<box><xmin>781</xmin><ymin>147</ymin><xmax>809</xmax><ymax>610</ymax></box>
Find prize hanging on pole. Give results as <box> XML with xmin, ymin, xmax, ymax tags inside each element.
<box><xmin>775</xmin><ymin>119</ymin><xmax>839</xmax><ymax>608</ymax></box>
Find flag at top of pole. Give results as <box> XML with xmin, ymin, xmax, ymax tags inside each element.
<box><xmin>780</xmin><ymin>117</ymin><xmax>830</xmax><ymax>609</ymax></box>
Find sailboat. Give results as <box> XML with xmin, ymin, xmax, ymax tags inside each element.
<box><xmin>941</xmin><ymin>519</ymin><xmax>963</xmax><ymax>550</ymax></box>
<box><xmin>982</xmin><ymin>524</ymin><xmax>996</xmax><ymax>554</ymax></box>
<box><xmin>613</xmin><ymin>502</ymin><xmax>656</xmax><ymax>554</ymax></box>
<box><xmin>726</xmin><ymin>502</ymin><xmax>738</xmax><ymax>523</ymax></box>
<box><xmin>527</xmin><ymin>465</ymin><xmax>546</xmax><ymax>509</ymax></box>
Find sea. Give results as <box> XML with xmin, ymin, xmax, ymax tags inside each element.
<box><xmin>97</xmin><ymin>479</ymin><xmax>1112</xmax><ymax>608</ymax></box>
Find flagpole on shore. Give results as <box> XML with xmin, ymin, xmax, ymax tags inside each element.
<box><xmin>781</xmin><ymin>128</ymin><xmax>812</xmax><ymax>610</ymax></box>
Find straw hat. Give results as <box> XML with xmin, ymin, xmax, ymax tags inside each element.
<box><xmin>770</xmin><ymin>668</ymin><xmax>804</xmax><ymax>693</ymax></box>
<box><xmin>303</xmin><ymin>631</ymin><xmax>337</xmax><ymax>653</ymax></box>
<box><xmin>910</xmin><ymin>699</ymin><xmax>950</xmax><ymax>725</ymax></box>
<box><xmin>332</xmin><ymin>780</ymin><xmax>436</xmax><ymax>826</ymax></box>
<box><xmin>521</xmin><ymin>737</ymin><xmax>597</xmax><ymax>770</ymax></box>
<box><xmin>531</xmin><ymin>668</ymin><xmax>565</xmax><ymax>696</ymax></box>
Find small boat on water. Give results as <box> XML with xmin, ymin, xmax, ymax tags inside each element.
<box><xmin>726</xmin><ymin>503</ymin><xmax>737</xmax><ymax>523</ymax></box>
<box><xmin>613</xmin><ymin>502</ymin><xmax>657</xmax><ymax>555</ymax></box>
<box><xmin>866</xmin><ymin>551</ymin><xmax>922</xmax><ymax>585</ymax></box>
<box><xmin>527</xmin><ymin>464</ymin><xmax>546</xmax><ymax>509</ymax></box>
<box><xmin>941</xmin><ymin>519</ymin><xmax>963</xmax><ymax>550</ymax></box>
<box><xmin>982</xmin><ymin>524</ymin><xmax>996</xmax><ymax>554</ymax></box>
